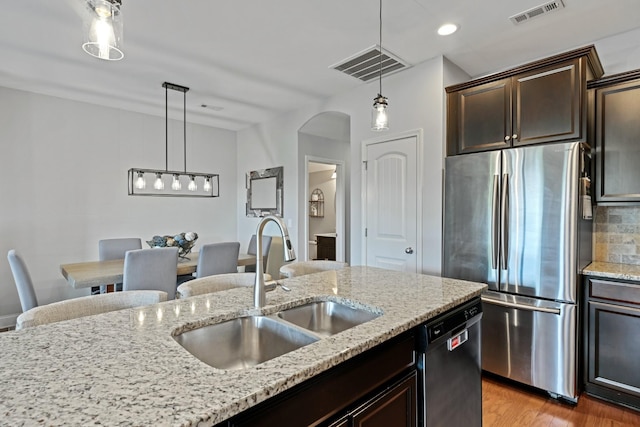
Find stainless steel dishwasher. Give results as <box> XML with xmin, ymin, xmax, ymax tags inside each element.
<box><xmin>417</xmin><ymin>297</ymin><xmax>482</xmax><ymax>427</ymax></box>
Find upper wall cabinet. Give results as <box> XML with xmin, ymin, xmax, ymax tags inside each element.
<box><xmin>446</xmin><ymin>46</ymin><xmax>603</xmax><ymax>156</ymax></box>
<box><xmin>589</xmin><ymin>70</ymin><xmax>640</xmax><ymax>204</ymax></box>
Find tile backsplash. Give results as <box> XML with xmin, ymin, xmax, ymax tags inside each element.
<box><xmin>594</xmin><ymin>206</ymin><xmax>640</xmax><ymax>265</ymax></box>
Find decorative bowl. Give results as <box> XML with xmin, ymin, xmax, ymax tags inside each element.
<box><xmin>147</xmin><ymin>231</ymin><xmax>198</xmax><ymax>259</ymax></box>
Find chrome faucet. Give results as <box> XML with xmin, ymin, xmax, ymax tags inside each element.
<box><xmin>254</xmin><ymin>215</ymin><xmax>296</xmax><ymax>307</ymax></box>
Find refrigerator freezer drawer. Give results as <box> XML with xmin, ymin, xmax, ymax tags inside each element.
<box><xmin>481</xmin><ymin>291</ymin><xmax>578</xmax><ymax>400</ymax></box>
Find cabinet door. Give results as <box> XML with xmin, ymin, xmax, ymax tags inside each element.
<box><xmin>595</xmin><ymin>80</ymin><xmax>640</xmax><ymax>202</ymax></box>
<box><xmin>588</xmin><ymin>300</ymin><xmax>640</xmax><ymax>401</ymax></box>
<box><xmin>513</xmin><ymin>59</ymin><xmax>583</xmax><ymax>147</ymax></box>
<box><xmin>351</xmin><ymin>372</ymin><xmax>417</xmax><ymax>427</ymax></box>
<box><xmin>449</xmin><ymin>78</ymin><xmax>512</xmax><ymax>154</ymax></box>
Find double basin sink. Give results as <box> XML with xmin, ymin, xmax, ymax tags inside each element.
<box><xmin>173</xmin><ymin>301</ymin><xmax>381</xmax><ymax>370</ymax></box>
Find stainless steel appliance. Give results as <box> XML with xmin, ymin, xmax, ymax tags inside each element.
<box><xmin>417</xmin><ymin>297</ymin><xmax>482</xmax><ymax>427</ymax></box>
<box><xmin>443</xmin><ymin>141</ymin><xmax>592</xmax><ymax>401</ymax></box>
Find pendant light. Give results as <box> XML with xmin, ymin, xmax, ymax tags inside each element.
<box><xmin>82</xmin><ymin>0</ymin><xmax>124</xmax><ymax>61</ymax></box>
<box><xmin>371</xmin><ymin>0</ymin><xmax>389</xmax><ymax>131</ymax></box>
<box><xmin>128</xmin><ymin>82</ymin><xmax>219</xmax><ymax>198</ymax></box>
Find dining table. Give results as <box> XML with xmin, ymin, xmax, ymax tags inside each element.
<box><xmin>60</xmin><ymin>252</ymin><xmax>256</xmax><ymax>289</ymax></box>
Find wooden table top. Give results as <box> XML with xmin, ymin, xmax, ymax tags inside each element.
<box><xmin>60</xmin><ymin>252</ymin><xmax>256</xmax><ymax>289</ymax></box>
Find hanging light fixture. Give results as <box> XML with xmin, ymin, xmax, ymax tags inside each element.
<box><xmin>128</xmin><ymin>82</ymin><xmax>220</xmax><ymax>198</ymax></box>
<box><xmin>82</xmin><ymin>0</ymin><xmax>124</xmax><ymax>61</ymax></box>
<box><xmin>371</xmin><ymin>0</ymin><xmax>389</xmax><ymax>131</ymax></box>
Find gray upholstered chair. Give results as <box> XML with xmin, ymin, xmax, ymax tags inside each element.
<box><xmin>244</xmin><ymin>234</ymin><xmax>272</xmax><ymax>273</ymax></box>
<box><xmin>97</xmin><ymin>238</ymin><xmax>143</xmax><ymax>293</ymax></box>
<box><xmin>176</xmin><ymin>272</ymin><xmax>271</xmax><ymax>299</ymax></box>
<box><xmin>7</xmin><ymin>249</ymin><xmax>39</xmax><ymax>312</ymax></box>
<box><xmin>123</xmin><ymin>247</ymin><xmax>179</xmax><ymax>299</ymax></box>
<box><xmin>16</xmin><ymin>290</ymin><xmax>167</xmax><ymax>330</ymax></box>
<box><xmin>196</xmin><ymin>242</ymin><xmax>241</xmax><ymax>278</ymax></box>
<box><xmin>279</xmin><ymin>260</ymin><xmax>349</xmax><ymax>279</ymax></box>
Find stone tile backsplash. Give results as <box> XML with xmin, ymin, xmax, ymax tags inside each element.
<box><xmin>594</xmin><ymin>206</ymin><xmax>640</xmax><ymax>265</ymax></box>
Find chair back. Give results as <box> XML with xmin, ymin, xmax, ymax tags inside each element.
<box><xmin>16</xmin><ymin>290</ymin><xmax>167</xmax><ymax>330</ymax></box>
<box><xmin>196</xmin><ymin>242</ymin><xmax>240</xmax><ymax>278</ymax></box>
<box><xmin>245</xmin><ymin>234</ymin><xmax>272</xmax><ymax>272</ymax></box>
<box><xmin>7</xmin><ymin>250</ymin><xmax>38</xmax><ymax>312</ymax></box>
<box><xmin>123</xmin><ymin>247</ymin><xmax>179</xmax><ymax>299</ymax></box>
<box><xmin>98</xmin><ymin>238</ymin><xmax>142</xmax><ymax>261</ymax></box>
<box><xmin>279</xmin><ymin>260</ymin><xmax>348</xmax><ymax>279</ymax></box>
<box><xmin>177</xmin><ymin>272</ymin><xmax>271</xmax><ymax>299</ymax></box>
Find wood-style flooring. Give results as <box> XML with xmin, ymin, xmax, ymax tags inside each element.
<box><xmin>483</xmin><ymin>374</ymin><xmax>640</xmax><ymax>426</ymax></box>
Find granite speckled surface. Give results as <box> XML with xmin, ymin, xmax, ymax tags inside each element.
<box><xmin>0</xmin><ymin>266</ymin><xmax>485</xmax><ymax>426</ymax></box>
<box><xmin>583</xmin><ymin>261</ymin><xmax>640</xmax><ymax>282</ymax></box>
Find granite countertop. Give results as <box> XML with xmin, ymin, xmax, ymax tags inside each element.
<box><xmin>583</xmin><ymin>261</ymin><xmax>640</xmax><ymax>282</ymax></box>
<box><xmin>0</xmin><ymin>266</ymin><xmax>486</xmax><ymax>426</ymax></box>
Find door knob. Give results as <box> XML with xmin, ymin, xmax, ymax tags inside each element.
<box><xmin>405</xmin><ymin>247</ymin><xmax>414</xmax><ymax>254</ymax></box>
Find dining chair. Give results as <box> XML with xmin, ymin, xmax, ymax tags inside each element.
<box><xmin>96</xmin><ymin>238</ymin><xmax>143</xmax><ymax>293</ymax></box>
<box><xmin>279</xmin><ymin>260</ymin><xmax>349</xmax><ymax>279</ymax></box>
<box><xmin>176</xmin><ymin>272</ymin><xmax>272</xmax><ymax>299</ymax></box>
<box><xmin>16</xmin><ymin>290</ymin><xmax>167</xmax><ymax>330</ymax></box>
<box><xmin>196</xmin><ymin>242</ymin><xmax>241</xmax><ymax>278</ymax></box>
<box><xmin>245</xmin><ymin>234</ymin><xmax>272</xmax><ymax>273</ymax></box>
<box><xmin>7</xmin><ymin>249</ymin><xmax>39</xmax><ymax>312</ymax></box>
<box><xmin>123</xmin><ymin>247</ymin><xmax>179</xmax><ymax>299</ymax></box>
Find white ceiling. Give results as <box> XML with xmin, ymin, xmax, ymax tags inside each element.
<box><xmin>2</xmin><ymin>0</ymin><xmax>640</xmax><ymax>131</ymax></box>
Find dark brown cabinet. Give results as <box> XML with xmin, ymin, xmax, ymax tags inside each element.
<box><xmin>589</xmin><ymin>70</ymin><xmax>640</xmax><ymax>203</ymax></box>
<box><xmin>584</xmin><ymin>277</ymin><xmax>640</xmax><ymax>410</ymax></box>
<box><xmin>446</xmin><ymin>46</ymin><xmax>603</xmax><ymax>156</ymax></box>
<box><xmin>223</xmin><ymin>332</ymin><xmax>416</xmax><ymax>427</ymax></box>
<box><xmin>317</xmin><ymin>235</ymin><xmax>336</xmax><ymax>260</ymax></box>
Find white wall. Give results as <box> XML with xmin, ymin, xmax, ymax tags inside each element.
<box><xmin>237</xmin><ymin>55</ymin><xmax>460</xmax><ymax>274</ymax></box>
<box><xmin>0</xmin><ymin>87</ymin><xmax>238</xmax><ymax>326</ymax></box>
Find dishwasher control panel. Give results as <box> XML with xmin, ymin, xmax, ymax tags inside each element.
<box><xmin>426</xmin><ymin>299</ymin><xmax>482</xmax><ymax>344</ymax></box>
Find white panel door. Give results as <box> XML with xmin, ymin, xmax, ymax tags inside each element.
<box><xmin>365</xmin><ymin>136</ymin><xmax>418</xmax><ymax>272</ymax></box>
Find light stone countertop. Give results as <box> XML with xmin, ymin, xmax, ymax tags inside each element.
<box><xmin>583</xmin><ymin>261</ymin><xmax>640</xmax><ymax>282</ymax></box>
<box><xmin>0</xmin><ymin>266</ymin><xmax>486</xmax><ymax>426</ymax></box>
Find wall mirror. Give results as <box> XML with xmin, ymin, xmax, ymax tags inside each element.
<box><xmin>246</xmin><ymin>166</ymin><xmax>283</xmax><ymax>217</ymax></box>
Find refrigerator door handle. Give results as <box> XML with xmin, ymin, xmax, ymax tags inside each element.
<box><xmin>500</xmin><ymin>174</ymin><xmax>509</xmax><ymax>270</ymax></box>
<box><xmin>491</xmin><ymin>174</ymin><xmax>500</xmax><ymax>270</ymax></box>
<box><xmin>481</xmin><ymin>295</ymin><xmax>561</xmax><ymax>315</ymax></box>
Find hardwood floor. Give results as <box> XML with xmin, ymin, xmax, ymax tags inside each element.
<box><xmin>483</xmin><ymin>374</ymin><xmax>640</xmax><ymax>426</ymax></box>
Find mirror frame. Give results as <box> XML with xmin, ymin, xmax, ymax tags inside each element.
<box><xmin>246</xmin><ymin>166</ymin><xmax>284</xmax><ymax>217</ymax></box>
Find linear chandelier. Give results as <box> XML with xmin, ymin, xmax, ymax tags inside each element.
<box><xmin>128</xmin><ymin>82</ymin><xmax>220</xmax><ymax>198</ymax></box>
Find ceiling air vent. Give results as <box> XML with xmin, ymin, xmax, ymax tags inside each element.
<box><xmin>330</xmin><ymin>45</ymin><xmax>410</xmax><ymax>82</ymax></box>
<box><xmin>510</xmin><ymin>0</ymin><xmax>565</xmax><ymax>25</ymax></box>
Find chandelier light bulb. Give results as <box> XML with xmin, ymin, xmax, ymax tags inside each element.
<box><xmin>203</xmin><ymin>177</ymin><xmax>212</xmax><ymax>193</ymax></box>
<box><xmin>188</xmin><ymin>176</ymin><xmax>197</xmax><ymax>191</ymax></box>
<box><xmin>134</xmin><ymin>171</ymin><xmax>146</xmax><ymax>189</ymax></box>
<box><xmin>171</xmin><ymin>174</ymin><xmax>182</xmax><ymax>191</ymax></box>
<box><xmin>153</xmin><ymin>173</ymin><xmax>164</xmax><ymax>190</ymax></box>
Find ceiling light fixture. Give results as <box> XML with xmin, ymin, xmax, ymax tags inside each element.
<box><xmin>371</xmin><ymin>0</ymin><xmax>389</xmax><ymax>131</ymax></box>
<box><xmin>82</xmin><ymin>0</ymin><xmax>124</xmax><ymax>61</ymax></box>
<box><xmin>128</xmin><ymin>82</ymin><xmax>220</xmax><ymax>198</ymax></box>
<box><xmin>437</xmin><ymin>23</ymin><xmax>458</xmax><ymax>36</ymax></box>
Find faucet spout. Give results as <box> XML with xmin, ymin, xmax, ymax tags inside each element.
<box><xmin>254</xmin><ymin>215</ymin><xmax>296</xmax><ymax>308</ymax></box>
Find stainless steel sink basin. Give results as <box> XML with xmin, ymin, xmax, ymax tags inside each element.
<box><xmin>277</xmin><ymin>301</ymin><xmax>380</xmax><ymax>337</ymax></box>
<box><xmin>174</xmin><ymin>316</ymin><xmax>319</xmax><ymax>370</ymax></box>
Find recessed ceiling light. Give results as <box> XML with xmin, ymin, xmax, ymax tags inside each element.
<box><xmin>437</xmin><ymin>23</ymin><xmax>458</xmax><ymax>36</ymax></box>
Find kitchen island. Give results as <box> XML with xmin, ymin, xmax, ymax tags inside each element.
<box><xmin>0</xmin><ymin>266</ymin><xmax>485</xmax><ymax>426</ymax></box>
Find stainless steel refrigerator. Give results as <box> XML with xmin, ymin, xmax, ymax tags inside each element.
<box><xmin>442</xmin><ymin>141</ymin><xmax>592</xmax><ymax>401</ymax></box>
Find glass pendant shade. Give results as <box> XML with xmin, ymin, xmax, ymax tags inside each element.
<box><xmin>188</xmin><ymin>176</ymin><xmax>197</xmax><ymax>191</ymax></box>
<box><xmin>153</xmin><ymin>173</ymin><xmax>164</xmax><ymax>190</ymax></box>
<box><xmin>371</xmin><ymin>94</ymin><xmax>389</xmax><ymax>131</ymax></box>
<box><xmin>82</xmin><ymin>0</ymin><xmax>124</xmax><ymax>61</ymax></box>
<box><xmin>171</xmin><ymin>174</ymin><xmax>182</xmax><ymax>191</ymax></box>
<box><xmin>134</xmin><ymin>171</ymin><xmax>146</xmax><ymax>189</ymax></box>
<box><xmin>203</xmin><ymin>177</ymin><xmax>212</xmax><ymax>193</ymax></box>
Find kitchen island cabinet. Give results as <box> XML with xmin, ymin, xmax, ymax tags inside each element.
<box><xmin>446</xmin><ymin>45</ymin><xmax>603</xmax><ymax>156</ymax></box>
<box><xmin>0</xmin><ymin>267</ymin><xmax>485</xmax><ymax>426</ymax></box>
